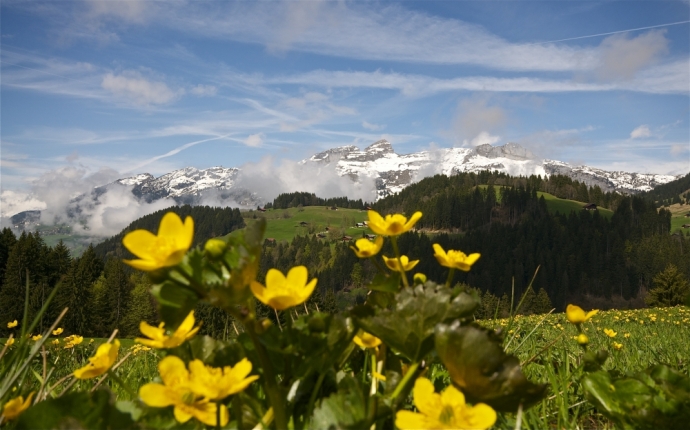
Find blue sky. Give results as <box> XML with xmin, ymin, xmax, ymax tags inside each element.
<box><xmin>1</xmin><ymin>0</ymin><xmax>689</xmax><ymax>214</ymax></box>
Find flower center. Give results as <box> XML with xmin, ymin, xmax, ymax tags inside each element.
<box><xmin>439</xmin><ymin>405</ymin><xmax>454</xmax><ymax>425</ymax></box>
<box><xmin>150</xmin><ymin>236</ymin><xmax>177</xmax><ymax>262</ymax></box>
<box><xmin>181</xmin><ymin>391</ymin><xmax>196</xmax><ymax>405</ymax></box>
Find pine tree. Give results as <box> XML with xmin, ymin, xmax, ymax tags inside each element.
<box><xmin>533</xmin><ymin>288</ymin><xmax>553</xmax><ymax>314</ymax></box>
<box><xmin>645</xmin><ymin>264</ymin><xmax>690</xmax><ymax>307</ymax></box>
<box><xmin>0</xmin><ymin>232</ymin><xmax>47</xmax><ymax>335</ymax></box>
<box><xmin>120</xmin><ymin>273</ymin><xmax>158</xmax><ymax>337</ymax></box>
<box><xmin>0</xmin><ymin>228</ymin><xmax>17</xmax><ymax>287</ymax></box>
<box><xmin>57</xmin><ymin>245</ymin><xmax>103</xmax><ymax>335</ymax></box>
<box><xmin>517</xmin><ymin>287</ymin><xmax>537</xmax><ymax>315</ymax></box>
<box><xmin>102</xmin><ymin>258</ymin><xmax>134</xmax><ymax>334</ymax></box>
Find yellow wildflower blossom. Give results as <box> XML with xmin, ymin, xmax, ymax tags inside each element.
<box><xmin>52</xmin><ymin>327</ymin><xmax>63</xmax><ymax>336</ymax></box>
<box><xmin>7</xmin><ymin>320</ymin><xmax>18</xmax><ymax>329</ymax></box>
<box><xmin>73</xmin><ymin>340</ymin><xmax>120</xmax><ymax>379</ymax></box>
<box><xmin>353</xmin><ymin>331</ymin><xmax>382</xmax><ymax>349</ymax></box>
<box><xmin>432</xmin><ymin>244</ymin><xmax>481</xmax><ymax>272</ymax></box>
<box><xmin>604</xmin><ymin>329</ymin><xmax>617</xmax><ymax>338</ymax></box>
<box><xmin>250</xmin><ymin>266</ymin><xmax>317</xmax><ymax>311</ymax></box>
<box><xmin>367</xmin><ymin>210</ymin><xmax>422</xmax><ymax>237</ymax></box>
<box><xmin>413</xmin><ymin>273</ymin><xmax>427</xmax><ymax>284</ymax></box>
<box><xmin>31</xmin><ymin>334</ymin><xmax>42</xmax><ymax>341</ymax></box>
<box><xmin>64</xmin><ymin>336</ymin><xmax>84</xmax><ymax>349</ymax></box>
<box><xmin>136</xmin><ymin>311</ymin><xmax>200</xmax><ymax>349</ymax></box>
<box><xmin>350</xmin><ymin>236</ymin><xmax>384</xmax><ymax>258</ymax></box>
<box><xmin>188</xmin><ymin>358</ymin><xmax>259</xmax><ymax>401</ymax></box>
<box><xmin>123</xmin><ymin>212</ymin><xmax>194</xmax><ymax>271</ymax></box>
<box><xmin>576</xmin><ymin>334</ymin><xmax>589</xmax><ymax>345</ymax></box>
<box><xmin>624</xmin><ymin>333</ymin><xmax>630</xmax><ymax>338</ymax></box>
<box><xmin>139</xmin><ymin>356</ymin><xmax>229</xmax><ymax>427</ymax></box>
<box><xmin>2</xmin><ymin>392</ymin><xmax>34</xmax><ymax>421</ymax></box>
<box><xmin>395</xmin><ymin>378</ymin><xmax>496</xmax><ymax>430</ymax></box>
<box><xmin>5</xmin><ymin>337</ymin><xmax>15</xmax><ymax>347</ymax></box>
<box><xmin>566</xmin><ymin>304</ymin><xmax>599</xmax><ymax>324</ymax></box>
<box><xmin>51</xmin><ymin>339</ymin><xmax>60</xmax><ymax>346</ymax></box>
<box><xmin>382</xmin><ymin>255</ymin><xmax>419</xmax><ymax>272</ymax></box>
<box><xmin>612</xmin><ymin>342</ymin><xmax>623</xmax><ymax>350</ymax></box>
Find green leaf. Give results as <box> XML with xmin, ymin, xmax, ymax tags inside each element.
<box><xmin>434</xmin><ymin>321</ymin><xmax>547</xmax><ymax>412</ymax></box>
<box><xmin>312</xmin><ymin>374</ymin><xmax>367</xmax><ymax>430</ymax></box>
<box><xmin>353</xmin><ymin>281</ymin><xmax>478</xmax><ymax>361</ymax></box>
<box><xmin>583</xmin><ymin>365</ymin><xmax>690</xmax><ymax>430</ymax></box>
<box><xmin>368</xmin><ymin>272</ymin><xmax>401</xmax><ymax>293</ymax></box>
<box><xmin>17</xmin><ymin>389</ymin><xmax>135</xmax><ymax>429</ymax></box>
<box><xmin>150</xmin><ymin>282</ymin><xmax>199</xmax><ymax>328</ymax></box>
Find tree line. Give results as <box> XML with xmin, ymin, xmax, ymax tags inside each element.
<box><xmin>269</xmin><ymin>192</ymin><xmax>370</xmax><ymax>210</ymax></box>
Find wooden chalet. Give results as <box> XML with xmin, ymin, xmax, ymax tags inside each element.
<box><xmin>299</xmin><ymin>221</ymin><xmax>308</xmax><ymax>226</ymax></box>
<box><xmin>317</xmin><ymin>233</ymin><xmax>327</xmax><ymax>238</ymax></box>
<box><xmin>582</xmin><ymin>203</ymin><xmax>598</xmax><ymax>211</ymax></box>
<box><xmin>257</xmin><ymin>207</ymin><xmax>267</xmax><ymax>212</ymax></box>
<box><xmin>365</xmin><ymin>234</ymin><xmax>376</xmax><ymax>240</ymax></box>
<box><xmin>682</xmin><ymin>224</ymin><xmax>690</xmax><ymax>229</ymax></box>
<box><xmin>685</xmin><ymin>213</ymin><xmax>690</xmax><ymax>218</ymax></box>
<box><xmin>341</xmin><ymin>235</ymin><xmax>353</xmax><ymax>242</ymax></box>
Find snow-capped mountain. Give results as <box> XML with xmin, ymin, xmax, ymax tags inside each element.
<box><xmin>305</xmin><ymin>140</ymin><xmax>680</xmax><ymax>199</ymax></box>
<box><xmin>106</xmin><ymin>166</ymin><xmax>259</xmax><ymax>206</ymax></box>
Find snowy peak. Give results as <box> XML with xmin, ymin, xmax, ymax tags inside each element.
<box><xmin>365</xmin><ymin>139</ymin><xmax>394</xmax><ymax>155</ymax></box>
<box><xmin>474</xmin><ymin>142</ymin><xmax>535</xmax><ymax>161</ymax></box>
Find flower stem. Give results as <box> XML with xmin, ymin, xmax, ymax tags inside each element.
<box><xmin>306</xmin><ymin>372</ymin><xmax>326</xmax><ymax>420</ymax></box>
<box><xmin>445</xmin><ymin>268</ymin><xmax>456</xmax><ymax>288</ymax></box>
<box><xmin>106</xmin><ymin>369</ymin><xmax>137</xmax><ymax>400</ymax></box>
<box><xmin>390</xmin><ymin>361</ymin><xmax>420</xmax><ymax>404</ymax></box>
<box><xmin>246</xmin><ymin>324</ymin><xmax>288</xmax><ymax>430</ymax></box>
<box><xmin>390</xmin><ymin>236</ymin><xmax>409</xmax><ymax>289</ymax></box>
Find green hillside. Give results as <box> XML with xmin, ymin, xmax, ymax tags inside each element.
<box><xmin>242</xmin><ymin>206</ymin><xmax>372</xmax><ymax>242</ymax></box>
<box><xmin>476</xmin><ymin>185</ymin><xmax>613</xmax><ymax>218</ymax></box>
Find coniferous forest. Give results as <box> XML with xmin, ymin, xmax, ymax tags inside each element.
<box><xmin>1</xmin><ymin>172</ymin><xmax>688</xmax><ymax>339</ymax></box>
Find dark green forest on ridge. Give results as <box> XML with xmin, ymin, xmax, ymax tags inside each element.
<box><xmin>1</xmin><ymin>171</ymin><xmax>688</xmax><ymax>339</ymax></box>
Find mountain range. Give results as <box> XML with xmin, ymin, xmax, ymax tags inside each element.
<box><xmin>111</xmin><ymin>139</ymin><xmax>681</xmax><ymax>203</ymax></box>
<box><xmin>7</xmin><ymin>140</ymin><xmax>683</xmax><ymax>229</ymax></box>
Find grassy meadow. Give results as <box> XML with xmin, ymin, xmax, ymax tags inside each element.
<box><xmin>242</xmin><ymin>206</ymin><xmax>373</xmax><ymax>242</ymax></box>
<box><xmin>4</xmin><ymin>306</ymin><xmax>688</xmax><ymax>428</ymax></box>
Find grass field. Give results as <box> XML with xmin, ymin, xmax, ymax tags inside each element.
<box><xmin>4</xmin><ymin>305</ymin><xmax>688</xmax><ymax>428</ymax></box>
<box><xmin>242</xmin><ymin>206</ymin><xmax>373</xmax><ymax>242</ymax></box>
<box><xmin>536</xmin><ymin>191</ymin><xmax>614</xmax><ymax>219</ymax></box>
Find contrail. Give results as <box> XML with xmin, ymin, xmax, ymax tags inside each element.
<box><xmin>525</xmin><ymin>20</ymin><xmax>690</xmax><ymax>45</ymax></box>
<box><xmin>125</xmin><ymin>134</ymin><xmax>231</xmax><ymax>173</ymax></box>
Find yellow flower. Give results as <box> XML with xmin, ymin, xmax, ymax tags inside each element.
<box><xmin>395</xmin><ymin>378</ymin><xmax>496</xmax><ymax>430</ymax></box>
<box><xmin>2</xmin><ymin>392</ymin><xmax>34</xmax><ymax>421</ymax></box>
<box><xmin>204</xmin><ymin>238</ymin><xmax>226</xmax><ymax>258</ymax></box>
<box><xmin>250</xmin><ymin>266</ymin><xmax>317</xmax><ymax>311</ymax></box>
<box><xmin>52</xmin><ymin>327</ymin><xmax>63</xmax><ymax>336</ymax></box>
<box><xmin>136</xmin><ymin>311</ymin><xmax>200</xmax><ymax>349</ymax></box>
<box><xmin>353</xmin><ymin>331</ymin><xmax>382</xmax><ymax>349</ymax></box>
<box><xmin>432</xmin><ymin>244</ymin><xmax>481</xmax><ymax>272</ymax></box>
<box><xmin>5</xmin><ymin>337</ymin><xmax>15</xmax><ymax>347</ymax></box>
<box><xmin>51</xmin><ymin>339</ymin><xmax>60</xmax><ymax>345</ymax></box>
<box><xmin>624</xmin><ymin>333</ymin><xmax>631</xmax><ymax>338</ymax></box>
<box><xmin>139</xmin><ymin>356</ymin><xmax>229</xmax><ymax>427</ymax></box>
<box><xmin>413</xmin><ymin>273</ymin><xmax>427</xmax><ymax>284</ymax></box>
<box><xmin>367</xmin><ymin>210</ymin><xmax>422</xmax><ymax>236</ymax></box>
<box><xmin>7</xmin><ymin>320</ymin><xmax>18</xmax><ymax>329</ymax></box>
<box><xmin>64</xmin><ymin>335</ymin><xmax>84</xmax><ymax>349</ymax></box>
<box><xmin>188</xmin><ymin>358</ymin><xmax>259</xmax><ymax>401</ymax></box>
<box><xmin>576</xmin><ymin>334</ymin><xmax>589</xmax><ymax>345</ymax></box>
<box><xmin>350</xmin><ymin>236</ymin><xmax>384</xmax><ymax>258</ymax></box>
<box><xmin>382</xmin><ymin>255</ymin><xmax>419</xmax><ymax>272</ymax></box>
<box><xmin>566</xmin><ymin>304</ymin><xmax>599</xmax><ymax>324</ymax></box>
<box><xmin>73</xmin><ymin>340</ymin><xmax>120</xmax><ymax>379</ymax></box>
<box><xmin>31</xmin><ymin>334</ymin><xmax>42</xmax><ymax>341</ymax></box>
<box><xmin>122</xmin><ymin>212</ymin><xmax>194</xmax><ymax>271</ymax></box>
<box><xmin>604</xmin><ymin>328</ymin><xmax>617</xmax><ymax>338</ymax></box>
<box><xmin>612</xmin><ymin>342</ymin><xmax>623</xmax><ymax>350</ymax></box>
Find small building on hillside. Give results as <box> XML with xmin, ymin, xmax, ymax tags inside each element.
<box><xmin>317</xmin><ymin>233</ymin><xmax>326</xmax><ymax>238</ymax></box>
<box><xmin>583</xmin><ymin>203</ymin><xmax>598</xmax><ymax>211</ymax></box>
<box><xmin>356</xmin><ymin>222</ymin><xmax>365</xmax><ymax>227</ymax></box>
<box><xmin>365</xmin><ymin>234</ymin><xmax>376</xmax><ymax>240</ymax></box>
<box><xmin>685</xmin><ymin>213</ymin><xmax>690</xmax><ymax>218</ymax></box>
<box><xmin>341</xmin><ymin>235</ymin><xmax>353</xmax><ymax>242</ymax></box>
<box><xmin>257</xmin><ymin>207</ymin><xmax>266</xmax><ymax>212</ymax></box>
<box><xmin>299</xmin><ymin>221</ymin><xmax>308</xmax><ymax>226</ymax></box>
<box><xmin>682</xmin><ymin>224</ymin><xmax>690</xmax><ymax>229</ymax></box>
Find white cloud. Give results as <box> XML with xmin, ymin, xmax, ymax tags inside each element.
<box><xmin>190</xmin><ymin>84</ymin><xmax>218</xmax><ymax>96</ymax></box>
<box><xmin>451</xmin><ymin>97</ymin><xmax>507</xmax><ymax>146</ymax></box>
<box><xmin>463</xmin><ymin>131</ymin><xmax>501</xmax><ymax>147</ymax></box>
<box><xmin>0</xmin><ymin>190</ymin><xmax>47</xmax><ymax>218</ymax></box>
<box><xmin>86</xmin><ymin>0</ymin><xmax>149</xmax><ymax>23</ymax></box>
<box><xmin>596</xmin><ymin>31</ymin><xmax>669</xmax><ymax>80</ymax></box>
<box><xmin>362</xmin><ymin>121</ymin><xmax>385</xmax><ymax>131</ymax></box>
<box><xmin>630</xmin><ymin>125</ymin><xmax>652</xmax><ymax>139</ymax></box>
<box><xmin>101</xmin><ymin>71</ymin><xmax>179</xmax><ymax>106</ymax></box>
<box><xmin>670</xmin><ymin>144</ymin><xmax>689</xmax><ymax>156</ymax></box>
<box><xmin>244</xmin><ymin>133</ymin><xmax>264</xmax><ymax>148</ymax></box>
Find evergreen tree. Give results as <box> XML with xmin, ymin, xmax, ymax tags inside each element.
<box><xmin>120</xmin><ymin>274</ymin><xmax>158</xmax><ymax>337</ymax></box>
<box><xmin>645</xmin><ymin>264</ymin><xmax>690</xmax><ymax>307</ymax></box>
<box><xmin>102</xmin><ymin>258</ymin><xmax>134</xmax><ymax>334</ymax></box>
<box><xmin>0</xmin><ymin>227</ymin><xmax>17</xmax><ymax>287</ymax></box>
<box><xmin>0</xmin><ymin>232</ymin><xmax>47</xmax><ymax>335</ymax></box>
<box><xmin>57</xmin><ymin>245</ymin><xmax>103</xmax><ymax>335</ymax></box>
<box><xmin>533</xmin><ymin>288</ymin><xmax>553</xmax><ymax>314</ymax></box>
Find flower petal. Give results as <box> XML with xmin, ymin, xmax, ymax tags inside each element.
<box><xmin>395</xmin><ymin>410</ymin><xmax>437</xmax><ymax>430</ymax></box>
<box><xmin>463</xmin><ymin>403</ymin><xmax>497</xmax><ymax>430</ymax></box>
<box><xmin>286</xmin><ymin>266</ymin><xmax>308</xmax><ymax>290</ymax></box>
<box><xmin>139</xmin><ymin>383</ymin><xmax>178</xmax><ymax>407</ymax></box>
<box><xmin>158</xmin><ymin>212</ymin><xmax>185</xmax><ymax>240</ymax></box>
<box><xmin>159</xmin><ymin>355</ymin><xmax>189</xmax><ymax>387</ymax></box>
<box><xmin>139</xmin><ymin>321</ymin><xmax>165</xmax><ymax>342</ymax></box>
<box><xmin>440</xmin><ymin>384</ymin><xmax>466</xmax><ymax>408</ymax></box>
<box><xmin>403</xmin><ymin>211</ymin><xmax>423</xmax><ymax>231</ymax></box>
<box><xmin>122</xmin><ymin>230</ymin><xmax>158</xmax><ymax>260</ymax></box>
<box><xmin>265</xmin><ymin>268</ymin><xmax>286</xmax><ymax>291</ymax></box>
<box><xmin>250</xmin><ymin>281</ymin><xmax>269</xmax><ymax>305</ymax></box>
<box><xmin>413</xmin><ymin>377</ymin><xmax>442</xmax><ymax>417</ymax></box>
<box><xmin>123</xmin><ymin>258</ymin><xmax>163</xmax><ymax>271</ymax></box>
